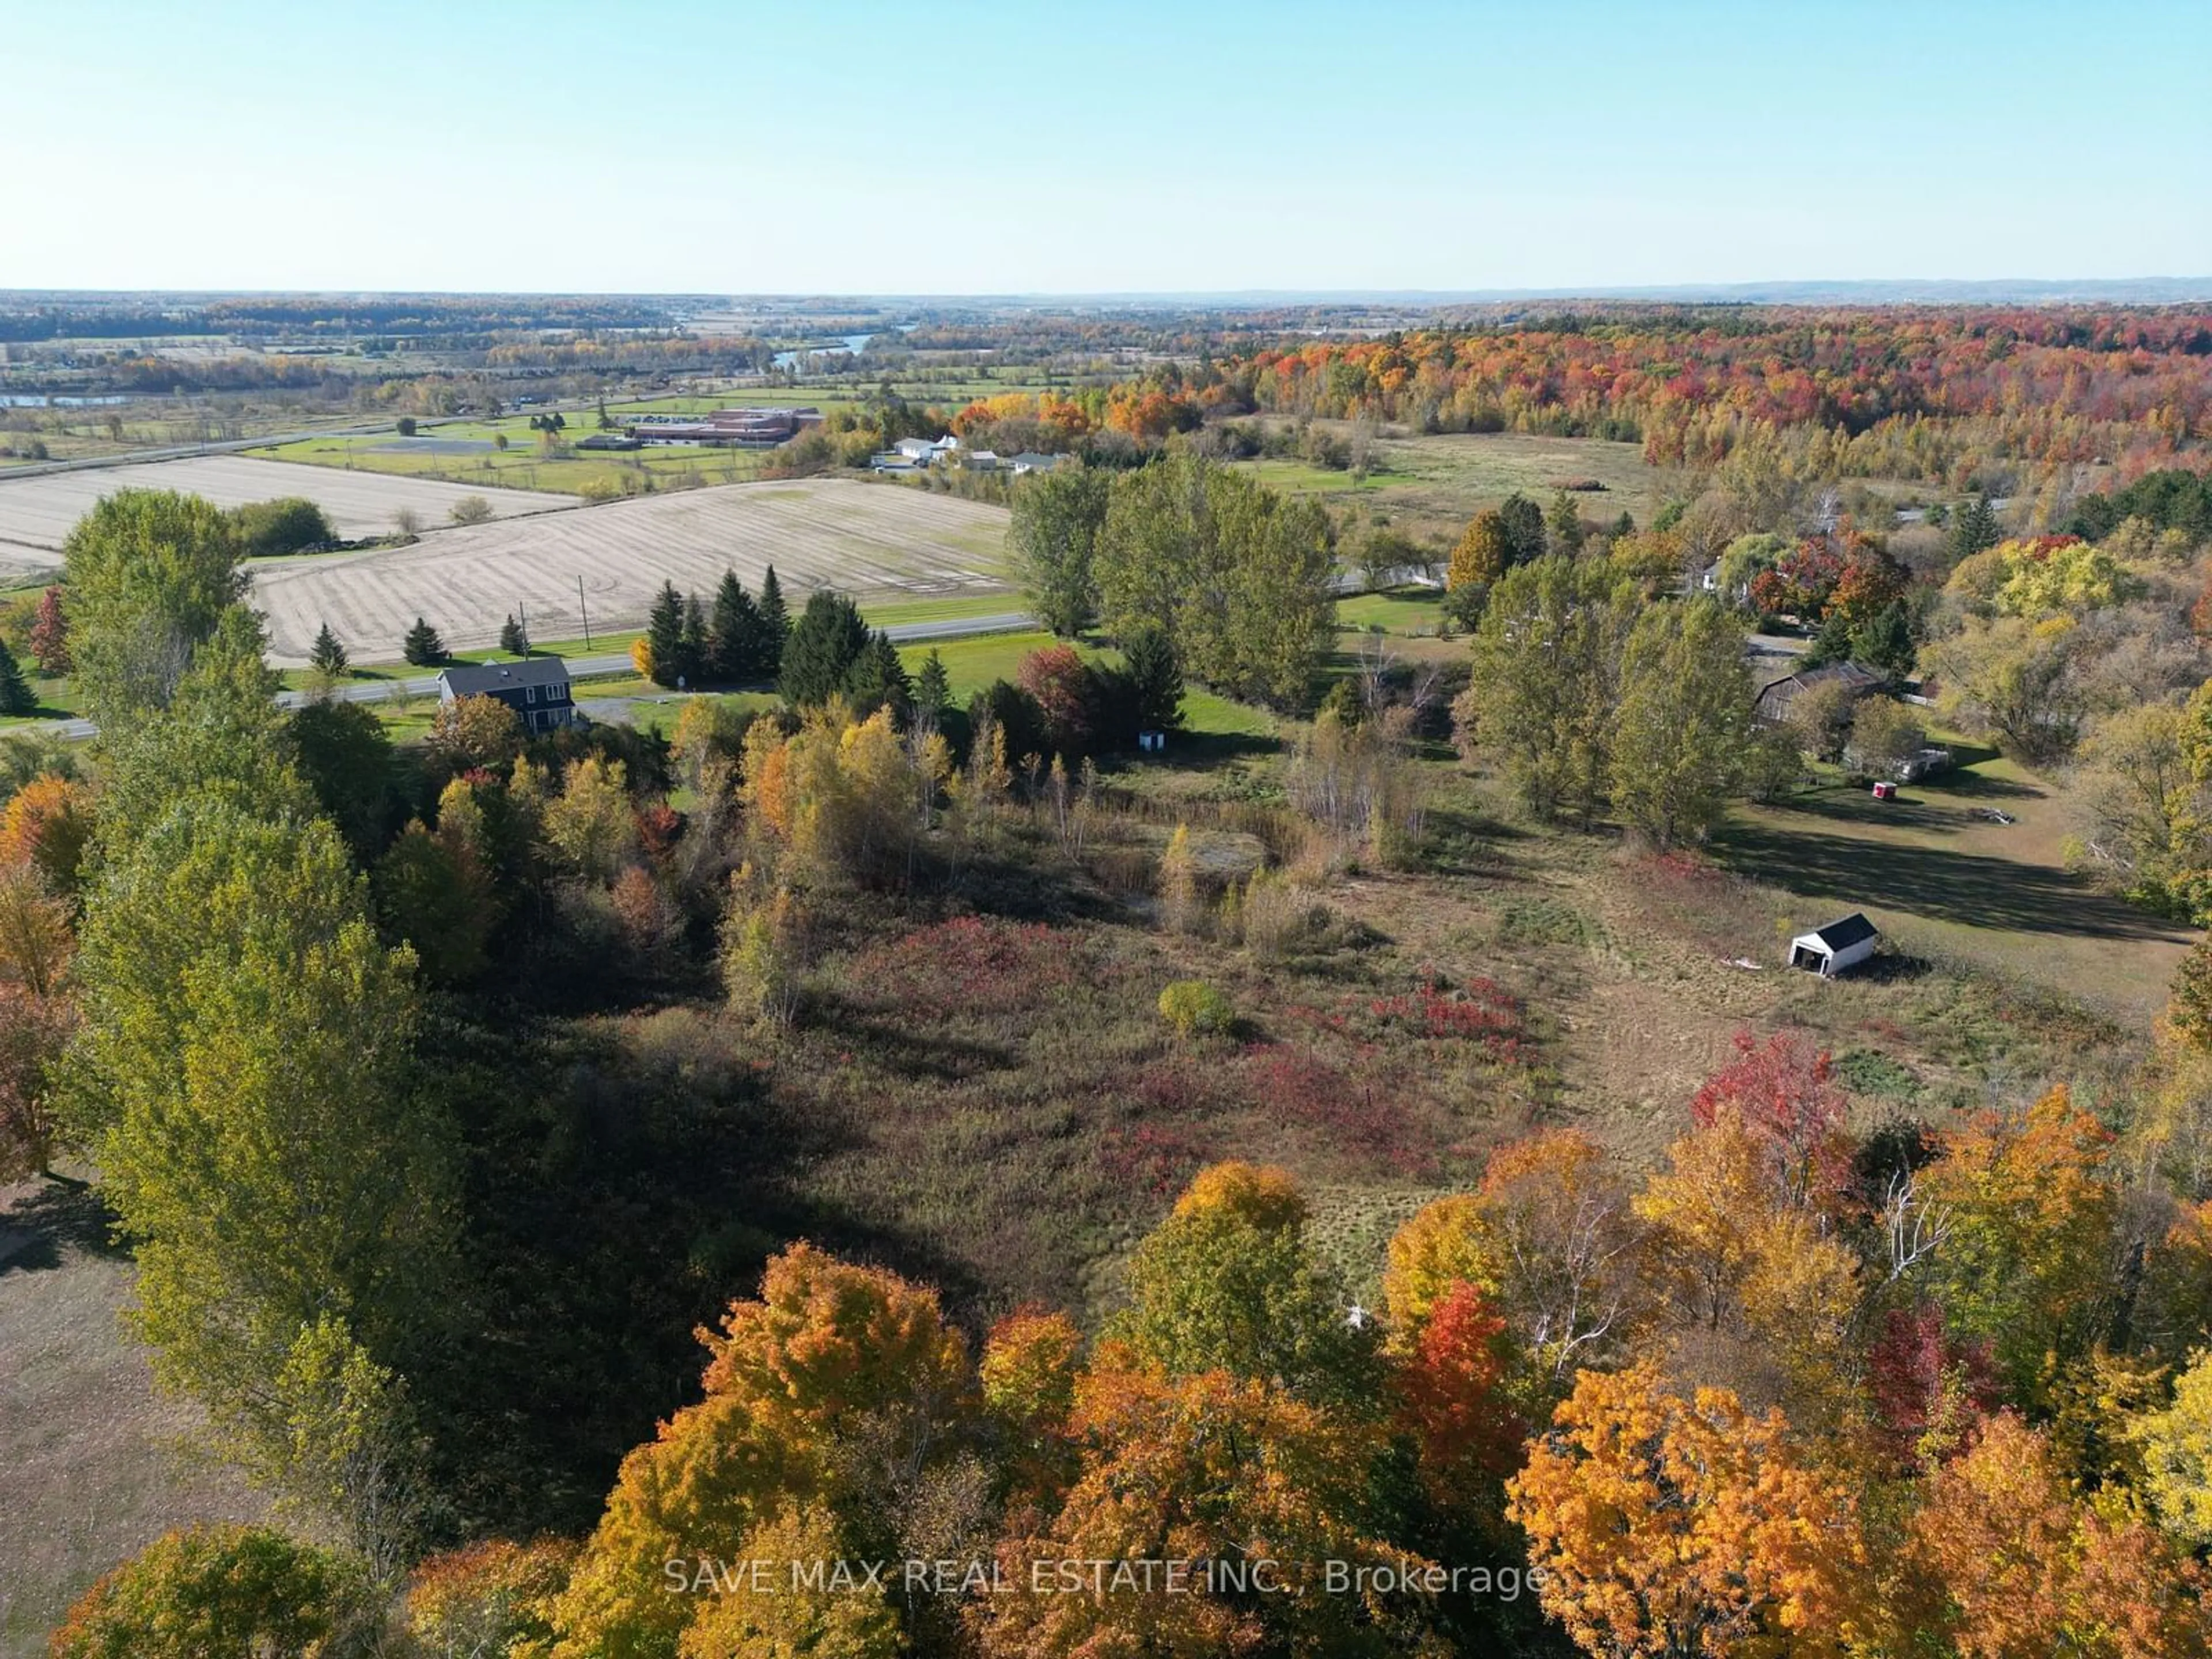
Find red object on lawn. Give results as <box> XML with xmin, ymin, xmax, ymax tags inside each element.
<box><xmin>1872</xmin><ymin>781</ymin><xmax>1897</xmax><ymax>800</ymax></box>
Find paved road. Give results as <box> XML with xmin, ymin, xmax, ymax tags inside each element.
<box><xmin>24</xmin><ymin>609</ymin><xmax>1039</xmax><ymax>741</ymax></box>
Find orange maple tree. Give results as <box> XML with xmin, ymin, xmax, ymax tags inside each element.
<box><xmin>1506</xmin><ymin>1361</ymin><xmax>1869</xmax><ymax>1659</ymax></box>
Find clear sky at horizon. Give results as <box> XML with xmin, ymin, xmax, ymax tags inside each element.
<box><xmin>5</xmin><ymin>0</ymin><xmax>2207</xmax><ymax>294</ymax></box>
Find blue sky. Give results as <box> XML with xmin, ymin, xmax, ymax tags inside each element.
<box><xmin>5</xmin><ymin>0</ymin><xmax>2207</xmax><ymax>293</ymax></box>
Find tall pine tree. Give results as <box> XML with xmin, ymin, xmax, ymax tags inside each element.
<box><xmin>844</xmin><ymin>630</ymin><xmax>912</xmax><ymax>722</ymax></box>
<box><xmin>708</xmin><ymin>569</ymin><xmax>765</xmax><ymax>683</ymax></box>
<box><xmin>499</xmin><ymin>613</ymin><xmax>529</xmax><ymax>656</ymax></box>
<box><xmin>402</xmin><ymin>616</ymin><xmax>446</xmax><ymax>667</ymax></box>
<box><xmin>681</xmin><ymin>594</ymin><xmax>709</xmax><ymax>685</ymax></box>
<box><xmin>779</xmin><ymin>590</ymin><xmax>870</xmax><ymax>708</ymax></box>
<box><xmin>0</xmin><ymin>637</ymin><xmax>35</xmax><ymax>715</ymax></box>
<box><xmin>645</xmin><ymin>582</ymin><xmax>688</xmax><ymax>688</ymax></box>
<box><xmin>757</xmin><ymin>565</ymin><xmax>789</xmax><ymax>677</ymax></box>
<box><xmin>1950</xmin><ymin>493</ymin><xmax>2001</xmax><ymax>560</ymax></box>
<box><xmin>308</xmin><ymin>623</ymin><xmax>349</xmax><ymax>679</ymax></box>
<box><xmin>1122</xmin><ymin>623</ymin><xmax>1184</xmax><ymax>733</ymax></box>
<box><xmin>914</xmin><ymin>649</ymin><xmax>951</xmax><ymax>718</ymax></box>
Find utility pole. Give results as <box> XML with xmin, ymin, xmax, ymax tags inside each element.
<box><xmin>577</xmin><ymin>575</ymin><xmax>590</xmax><ymax>647</ymax></box>
<box><xmin>518</xmin><ymin>601</ymin><xmax>529</xmax><ymax>656</ymax></box>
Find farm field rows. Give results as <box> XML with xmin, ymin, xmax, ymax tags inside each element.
<box><xmin>249</xmin><ymin>476</ymin><xmax>1012</xmax><ymax>664</ymax></box>
<box><xmin>0</xmin><ymin>454</ymin><xmax>576</xmax><ymax>558</ymax></box>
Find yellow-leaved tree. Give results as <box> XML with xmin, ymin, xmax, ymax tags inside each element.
<box><xmin>550</xmin><ymin>1244</ymin><xmax>976</xmax><ymax>1659</ymax></box>
<box><xmin>739</xmin><ymin>699</ymin><xmax>948</xmax><ymax>886</ymax></box>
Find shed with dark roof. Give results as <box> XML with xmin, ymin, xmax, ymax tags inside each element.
<box><xmin>1787</xmin><ymin>912</ymin><xmax>1880</xmax><ymax>977</ymax></box>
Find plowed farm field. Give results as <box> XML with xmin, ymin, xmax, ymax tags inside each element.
<box><xmin>0</xmin><ymin>456</ymin><xmax>577</xmax><ymax>559</ymax></box>
<box><xmin>250</xmin><ymin>478</ymin><xmax>1012</xmax><ymax>663</ymax></box>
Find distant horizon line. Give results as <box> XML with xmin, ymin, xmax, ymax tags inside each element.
<box><xmin>5</xmin><ymin>277</ymin><xmax>2212</xmax><ymax>308</ymax></box>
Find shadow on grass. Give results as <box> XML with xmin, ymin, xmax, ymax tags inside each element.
<box><xmin>1153</xmin><ymin>729</ymin><xmax>1279</xmax><ymax>769</ymax></box>
<box><xmin>0</xmin><ymin>1177</ymin><xmax>123</xmax><ymax>1277</ymax></box>
<box><xmin>799</xmin><ymin>1000</ymin><xmax>1022</xmax><ymax>1082</ymax></box>
<box><xmin>1715</xmin><ymin>820</ymin><xmax>2188</xmax><ymax>943</ymax></box>
<box><xmin>1929</xmin><ymin>768</ymin><xmax>2046</xmax><ymax>802</ymax></box>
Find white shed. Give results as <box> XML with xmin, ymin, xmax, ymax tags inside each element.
<box><xmin>1788</xmin><ymin>912</ymin><xmax>1880</xmax><ymax>977</ymax></box>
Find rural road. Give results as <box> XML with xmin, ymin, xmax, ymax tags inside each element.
<box><xmin>23</xmin><ymin>610</ymin><xmax>1037</xmax><ymax>741</ymax></box>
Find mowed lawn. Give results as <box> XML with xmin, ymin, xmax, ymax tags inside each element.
<box><xmin>1717</xmin><ymin>747</ymin><xmax>2195</xmax><ymax>1025</ymax></box>
<box><xmin>896</xmin><ymin>630</ymin><xmax>1278</xmax><ymax>742</ymax></box>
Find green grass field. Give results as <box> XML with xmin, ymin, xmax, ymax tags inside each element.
<box><xmin>896</xmin><ymin>630</ymin><xmax>1277</xmax><ymax>742</ymax></box>
<box><xmin>897</xmin><ymin>630</ymin><xmax>1067</xmax><ymax>705</ymax></box>
<box><xmin>1335</xmin><ymin>588</ymin><xmax>1447</xmax><ymax>635</ymax></box>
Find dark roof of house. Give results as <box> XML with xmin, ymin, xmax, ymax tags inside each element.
<box><xmin>439</xmin><ymin>658</ymin><xmax>573</xmax><ymax>697</ymax></box>
<box><xmin>1759</xmin><ymin>661</ymin><xmax>1883</xmax><ymax>699</ymax></box>
<box><xmin>1755</xmin><ymin>661</ymin><xmax>1884</xmax><ymax>717</ymax></box>
<box><xmin>1803</xmin><ymin>912</ymin><xmax>1879</xmax><ymax>950</ymax></box>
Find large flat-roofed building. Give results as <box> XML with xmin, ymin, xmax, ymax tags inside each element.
<box><xmin>627</xmin><ymin>407</ymin><xmax>824</xmax><ymax>446</ymax></box>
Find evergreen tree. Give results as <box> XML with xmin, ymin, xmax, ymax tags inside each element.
<box><xmin>0</xmin><ymin>638</ymin><xmax>34</xmax><ymax>716</ymax></box>
<box><xmin>1497</xmin><ymin>492</ymin><xmax>1547</xmax><ymax>565</ymax></box>
<box><xmin>914</xmin><ymin>649</ymin><xmax>952</xmax><ymax>718</ymax></box>
<box><xmin>844</xmin><ymin>630</ymin><xmax>912</xmax><ymax>722</ymax></box>
<box><xmin>401</xmin><ymin>616</ymin><xmax>446</xmax><ymax>667</ymax></box>
<box><xmin>1121</xmin><ymin>623</ymin><xmax>1184</xmax><ymax>733</ymax></box>
<box><xmin>779</xmin><ymin>590</ymin><xmax>870</xmax><ymax>708</ymax></box>
<box><xmin>1854</xmin><ymin>601</ymin><xmax>1918</xmax><ymax>684</ymax></box>
<box><xmin>709</xmin><ymin>569</ymin><xmax>766</xmax><ymax>683</ymax></box>
<box><xmin>308</xmin><ymin>623</ymin><xmax>349</xmax><ymax>679</ymax></box>
<box><xmin>1802</xmin><ymin>607</ymin><xmax>1855</xmax><ymax>667</ymax></box>
<box><xmin>1546</xmin><ymin>488</ymin><xmax>1587</xmax><ymax>556</ymax></box>
<box><xmin>682</xmin><ymin>594</ymin><xmax>709</xmax><ymax>685</ymax></box>
<box><xmin>1950</xmin><ymin>493</ymin><xmax>2002</xmax><ymax>561</ymax></box>
<box><xmin>757</xmin><ymin>565</ymin><xmax>789</xmax><ymax>677</ymax></box>
<box><xmin>499</xmin><ymin>613</ymin><xmax>529</xmax><ymax>656</ymax></box>
<box><xmin>644</xmin><ymin>582</ymin><xmax>688</xmax><ymax>688</ymax></box>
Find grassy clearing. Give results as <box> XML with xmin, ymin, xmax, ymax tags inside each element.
<box><xmin>892</xmin><ymin>631</ymin><xmax>1279</xmax><ymax>745</ymax></box>
<box><xmin>859</xmin><ymin>592</ymin><xmax>1020</xmax><ymax>628</ymax></box>
<box><xmin>1237</xmin><ymin>429</ymin><xmax>1679</xmax><ymax>545</ymax></box>
<box><xmin>897</xmin><ymin>630</ymin><xmax>1065</xmax><ymax>704</ymax></box>
<box><xmin>1715</xmin><ymin>744</ymin><xmax>2193</xmax><ymax>1028</ymax></box>
<box><xmin>1336</xmin><ymin>588</ymin><xmax>1448</xmax><ymax>635</ymax></box>
<box><xmin>0</xmin><ymin>1180</ymin><xmax>264</xmax><ymax>1654</ymax></box>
